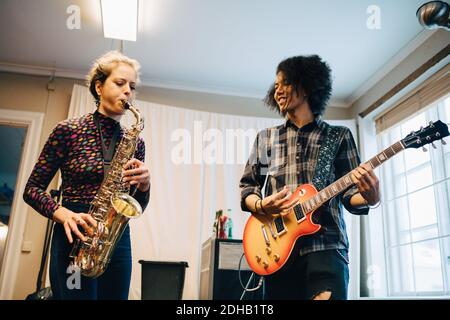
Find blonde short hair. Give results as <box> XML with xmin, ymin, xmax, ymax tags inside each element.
<box><xmin>86</xmin><ymin>51</ymin><xmax>141</xmax><ymax>101</ymax></box>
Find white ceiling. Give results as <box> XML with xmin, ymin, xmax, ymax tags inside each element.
<box><xmin>0</xmin><ymin>0</ymin><xmax>438</xmax><ymax>106</ymax></box>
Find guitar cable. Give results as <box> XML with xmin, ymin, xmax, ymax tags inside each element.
<box><xmin>238</xmin><ymin>253</ymin><xmax>264</xmax><ymax>292</ymax></box>
<box><xmin>237</xmin><ymin>173</ymin><xmax>269</xmax><ymax>297</ymax></box>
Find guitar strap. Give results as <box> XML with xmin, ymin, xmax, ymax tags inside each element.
<box><xmin>311</xmin><ymin>125</ymin><xmax>344</xmax><ymax>191</ymax></box>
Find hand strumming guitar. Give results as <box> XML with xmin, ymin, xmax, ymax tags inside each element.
<box><xmin>259</xmin><ymin>186</ymin><xmax>300</xmax><ymax>216</ymax></box>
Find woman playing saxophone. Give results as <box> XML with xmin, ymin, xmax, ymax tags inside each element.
<box><xmin>23</xmin><ymin>51</ymin><xmax>150</xmax><ymax>300</ymax></box>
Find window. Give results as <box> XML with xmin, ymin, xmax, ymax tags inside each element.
<box><xmin>377</xmin><ymin>95</ymin><xmax>450</xmax><ymax>296</ymax></box>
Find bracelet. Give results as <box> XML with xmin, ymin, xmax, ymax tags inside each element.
<box><xmin>253</xmin><ymin>199</ymin><xmax>260</xmax><ymax>213</ymax></box>
<box><xmin>260</xmin><ymin>200</ymin><xmax>268</xmax><ymax>215</ymax></box>
<box><xmin>255</xmin><ymin>199</ymin><xmax>265</xmax><ymax>215</ymax></box>
<box><xmin>256</xmin><ymin>199</ymin><xmax>263</xmax><ymax>214</ymax></box>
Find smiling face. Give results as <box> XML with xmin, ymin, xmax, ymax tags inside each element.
<box><xmin>274</xmin><ymin>71</ymin><xmax>305</xmax><ymax>117</ymax></box>
<box><xmin>96</xmin><ymin>62</ymin><xmax>137</xmax><ymax>119</ymax></box>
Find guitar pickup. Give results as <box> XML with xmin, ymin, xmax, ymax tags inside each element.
<box><xmin>294</xmin><ymin>205</ymin><xmax>305</xmax><ymax>222</ymax></box>
<box><xmin>273</xmin><ymin>216</ymin><xmax>286</xmax><ymax>235</ymax></box>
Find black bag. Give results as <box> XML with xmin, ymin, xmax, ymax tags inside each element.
<box><xmin>25</xmin><ymin>189</ymin><xmax>60</xmax><ymax>300</ymax></box>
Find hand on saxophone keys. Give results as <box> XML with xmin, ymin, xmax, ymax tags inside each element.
<box><xmin>122</xmin><ymin>158</ymin><xmax>151</xmax><ymax>192</ymax></box>
<box><xmin>53</xmin><ymin>207</ymin><xmax>98</xmax><ymax>244</ymax></box>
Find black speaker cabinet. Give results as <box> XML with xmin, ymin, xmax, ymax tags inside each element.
<box><xmin>139</xmin><ymin>260</ymin><xmax>189</xmax><ymax>300</ymax></box>
<box><xmin>199</xmin><ymin>238</ymin><xmax>263</xmax><ymax>300</ymax></box>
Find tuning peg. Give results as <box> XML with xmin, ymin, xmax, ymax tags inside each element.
<box><xmin>431</xmin><ymin>142</ymin><xmax>437</xmax><ymax>149</ymax></box>
<box><xmin>420</xmin><ymin>126</ymin><xmax>425</xmax><ymax>132</ymax></box>
<box><xmin>442</xmin><ymin>139</ymin><xmax>447</xmax><ymax>145</ymax></box>
<box><xmin>429</xmin><ymin>121</ymin><xmax>434</xmax><ymax>127</ymax></box>
<box><xmin>422</xmin><ymin>146</ymin><xmax>428</xmax><ymax>152</ymax></box>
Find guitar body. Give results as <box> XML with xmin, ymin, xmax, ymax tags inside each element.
<box><xmin>243</xmin><ymin>183</ymin><xmax>321</xmax><ymax>276</ymax></box>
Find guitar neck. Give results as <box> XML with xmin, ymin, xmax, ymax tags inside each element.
<box><xmin>300</xmin><ymin>141</ymin><xmax>405</xmax><ymax>213</ymax></box>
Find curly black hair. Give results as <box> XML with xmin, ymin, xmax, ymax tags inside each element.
<box><xmin>264</xmin><ymin>55</ymin><xmax>332</xmax><ymax>117</ymax></box>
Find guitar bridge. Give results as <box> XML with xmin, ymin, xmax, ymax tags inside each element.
<box><xmin>267</xmin><ymin>222</ymin><xmax>277</xmax><ymax>239</ymax></box>
<box><xmin>261</xmin><ymin>224</ymin><xmax>270</xmax><ymax>246</ymax></box>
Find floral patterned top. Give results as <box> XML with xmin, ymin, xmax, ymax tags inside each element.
<box><xmin>23</xmin><ymin>111</ymin><xmax>150</xmax><ymax>219</ymax></box>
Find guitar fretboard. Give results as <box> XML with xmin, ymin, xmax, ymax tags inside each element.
<box><xmin>298</xmin><ymin>141</ymin><xmax>405</xmax><ymax>214</ymax></box>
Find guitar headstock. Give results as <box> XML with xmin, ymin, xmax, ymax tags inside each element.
<box><xmin>402</xmin><ymin>120</ymin><xmax>449</xmax><ymax>149</ymax></box>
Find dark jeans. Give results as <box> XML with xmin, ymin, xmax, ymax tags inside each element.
<box><xmin>49</xmin><ymin>203</ymin><xmax>132</xmax><ymax>300</ymax></box>
<box><xmin>264</xmin><ymin>249</ymin><xmax>349</xmax><ymax>300</ymax></box>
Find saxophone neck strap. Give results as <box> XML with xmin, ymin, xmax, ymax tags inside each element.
<box><xmin>93</xmin><ymin>111</ymin><xmax>121</xmax><ymax>173</ymax></box>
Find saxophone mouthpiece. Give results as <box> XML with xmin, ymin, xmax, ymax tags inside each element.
<box><xmin>121</xmin><ymin>100</ymin><xmax>131</xmax><ymax>110</ymax></box>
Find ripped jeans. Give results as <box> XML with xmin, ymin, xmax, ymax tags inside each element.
<box><xmin>264</xmin><ymin>249</ymin><xmax>349</xmax><ymax>300</ymax></box>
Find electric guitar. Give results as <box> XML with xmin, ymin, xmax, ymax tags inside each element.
<box><xmin>243</xmin><ymin>120</ymin><xmax>449</xmax><ymax>276</ymax></box>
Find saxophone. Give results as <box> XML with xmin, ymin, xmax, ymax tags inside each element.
<box><xmin>70</xmin><ymin>100</ymin><xmax>144</xmax><ymax>278</ymax></box>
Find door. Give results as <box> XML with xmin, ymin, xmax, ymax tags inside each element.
<box><xmin>0</xmin><ymin>124</ymin><xmax>27</xmax><ymax>271</ymax></box>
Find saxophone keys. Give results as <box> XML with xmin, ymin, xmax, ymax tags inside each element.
<box><xmin>97</xmin><ymin>222</ymin><xmax>104</xmax><ymax>235</ymax></box>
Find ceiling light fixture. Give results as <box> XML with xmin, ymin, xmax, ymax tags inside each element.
<box><xmin>101</xmin><ymin>0</ymin><xmax>138</xmax><ymax>41</ymax></box>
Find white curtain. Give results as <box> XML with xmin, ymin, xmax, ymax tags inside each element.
<box><xmin>67</xmin><ymin>84</ymin><xmax>360</xmax><ymax>299</ymax></box>
<box><xmin>68</xmin><ymin>84</ymin><xmax>282</xmax><ymax>299</ymax></box>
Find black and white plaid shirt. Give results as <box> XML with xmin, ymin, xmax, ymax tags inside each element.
<box><xmin>240</xmin><ymin>119</ymin><xmax>369</xmax><ymax>258</ymax></box>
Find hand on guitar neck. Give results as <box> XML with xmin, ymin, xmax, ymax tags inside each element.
<box><xmin>350</xmin><ymin>163</ymin><xmax>381</xmax><ymax>207</ymax></box>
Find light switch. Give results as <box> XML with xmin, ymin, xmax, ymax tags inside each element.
<box><xmin>22</xmin><ymin>241</ymin><xmax>32</xmax><ymax>253</ymax></box>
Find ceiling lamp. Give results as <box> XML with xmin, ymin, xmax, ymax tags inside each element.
<box><xmin>101</xmin><ymin>0</ymin><xmax>138</xmax><ymax>41</ymax></box>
